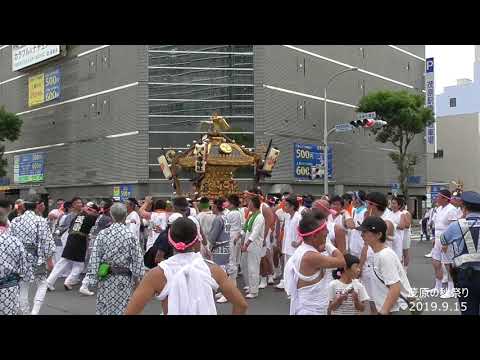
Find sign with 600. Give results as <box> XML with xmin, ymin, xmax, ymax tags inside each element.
<box><xmin>294</xmin><ymin>143</ymin><xmax>332</xmax><ymax>181</ymax></box>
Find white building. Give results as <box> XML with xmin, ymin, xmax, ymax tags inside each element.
<box><xmin>436</xmin><ymin>45</ymin><xmax>480</xmax><ymax>117</ymax></box>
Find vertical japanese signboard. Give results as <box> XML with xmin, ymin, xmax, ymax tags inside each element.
<box><xmin>28</xmin><ymin>73</ymin><xmax>45</xmax><ymax>107</ymax></box>
<box><xmin>425</xmin><ymin>57</ymin><xmax>436</xmax><ymax>154</ymax></box>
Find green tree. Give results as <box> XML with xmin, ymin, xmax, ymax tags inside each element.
<box><xmin>0</xmin><ymin>106</ymin><xmax>23</xmax><ymax>177</ymax></box>
<box><xmin>356</xmin><ymin>90</ymin><xmax>434</xmax><ymax>199</ymax></box>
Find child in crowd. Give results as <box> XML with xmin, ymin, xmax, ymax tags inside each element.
<box><xmin>327</xmin><ymin>253</ymin><xmax>370</xmax><ymax>315</ymax></box>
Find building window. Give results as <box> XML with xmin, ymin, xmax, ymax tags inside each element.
<box><xmin>147</xmin><ymin>45</ymin><xmax>254</xmax><ymax>179</ymax></box>
<box><xmin>449</xmin><ymin>98</ymin><xmax>456</xmax><ymax>107</ymax></box>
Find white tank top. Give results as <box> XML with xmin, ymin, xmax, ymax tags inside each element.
<box><xmin>284</xmin><ymin>243</ymin><xmax>330</xmax><ymax>315</ymax></box>
<box><xmin>389</xmin><ymin>211</ymin><xmax>404</xmax><ymax>260</ymax></box>
<box><xmin>381</xmin><ymin>212</ymin><xmax>396</xmax><ymax>253</ymax></box>
<box><xmin>158</xmin><ymin>252</ymin><xmax>219</xmax><ymax>315</ymax></box>
<box><xmin>401</xmin><ymin>210</ymin><xmax>411</xmax><ymax>245</ymax></box>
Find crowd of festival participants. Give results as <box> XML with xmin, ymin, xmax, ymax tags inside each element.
<box><xmin>0</xmin><ymin>186</ymin><xmax>470</xmax><ymax>315</ymax></box>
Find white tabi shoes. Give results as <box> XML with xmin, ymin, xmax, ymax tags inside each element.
<box><xmin>245</xmin><ymin>293</ymin><xmax>258</xmax><ymax>299</ymax></box>
<box><xmin>64</xmin><ymin>283</ymin><xmax>73</xmax><ymax>291</ymax></box>
<box><xmin>217</xmin><ymin>296</ymin><xmax>228</xmax><ymax>303</ymax></box>
<box><xmin>79</xmin><ymin>286</ymin><xmax>95</xmax><ymax>296</ymax></box>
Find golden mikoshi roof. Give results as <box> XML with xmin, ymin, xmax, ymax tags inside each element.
<box><xmin>175</xmin><ymin>135</ymin><xmax>258</xmax><ymax>168</ymax></box>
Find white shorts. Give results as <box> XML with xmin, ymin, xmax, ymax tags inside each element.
<box><xmin>402</xmin><ymin>230</ymin><xmax>411</xmax><ymax>250</ymax></box>
<box><xmin>432</xmin><ymin>237</ymin><xmax>454</xmax><ymax>264</ymax></box>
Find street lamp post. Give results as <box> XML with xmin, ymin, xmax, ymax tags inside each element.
<box><xmin>323</xmin><ymin>67</ymin><xmax>358</xmax><ymax>195</ymax></box>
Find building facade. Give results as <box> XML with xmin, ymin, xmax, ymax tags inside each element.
<box><xmin>427</xmin><ymin>113</ymin><xmax>480</xmax><ymax>193</ymax></box>
<box><xmin>436</xmin><ymin>45</ymin><xmax>480</xmax><ymax>117</ymax></box>
<box><xmin>426</xmin><ymin>46</ymin><xmax>480</xmax><ymax>196</ymax></box>
<box><xmin>0</xmin><ymin>45</ymin><xmax>427</xmax><ymax>215</ymax></box>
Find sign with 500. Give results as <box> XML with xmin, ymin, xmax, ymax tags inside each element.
<box><xmin>28</xmin><ymin>68</ymin><xmax>61</xmax><ymax>107</ymax></box>
<box><xmin>294</xmin><ymin>143</ymin><xmax>333</xmax><ymax>180</ymax></box>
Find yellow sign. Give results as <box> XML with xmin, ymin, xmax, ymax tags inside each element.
<box><xmin>28</xmin><ymin>73</ymin><xmax>45</xmax><ymax>107</ymax></box>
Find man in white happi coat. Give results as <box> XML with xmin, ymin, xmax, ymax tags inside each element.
<box><xmin>388</xmin><ymin>197</ymin><xmax>406</xmax><ymax>262</ymax></box>
<box><xmin>240</xmin><ymin>195</ymin><xmax>265</xmax><ymax>299</ymax></box>
<box><xmin>125</xmin><ymin>198</ymin><xmax>141</xmax><ymax>242</ymax></box>
<box><xmin>223</xmin><ymin>194</ymin><xmax>244</xmax><ymax>287</ymax></box>
<box><xmin>395</xmin><ymin>198</ymin><xmax>413</xmax><ymax>269</ymax></box>
<box><xmin>284</xmin><ymin>210</ymin><xmax>345</xmax><ymax>315</ymax></box>
<box><xmin>275</xmin><ymin>195</ymin><xmax>302</xmax><ymax>290</ymax></box>
<box><xmin>429</xmin><ymin>189</ymin><xmax>460</xmax><ymax>298</ymax></box>
<box><xmin>243</xmin><ymin>189</ymin><xmax>276</xmax><ymax>289</ymax></box>
<box><xmin>125</xmin><ymin>217</ymin><xmax>248</xmax><ymax>315</ymax></box>
<box><xmin>10</xmin><ymin>194</ymin><xmax>55</xmax><ymax>315</ymax></box>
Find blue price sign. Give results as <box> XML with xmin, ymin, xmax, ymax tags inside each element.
<box><xmin>294</xmin><ymin>143</ymin><xmax>333</xmax><ymax>180</ymax></box>
<box><xmin>119</xmin><ymin>184</ymin><xmax>133</xmax><ymax>201</ymax></box>
<box><xmin>44</xmin><ymin>68</ymin><xmax>61</xmax><ymax>102</ymax></box>
<box><xmin>14</xmin><ymin>152</ymin><xmax>45</xmax><ymax>183</ymax></box>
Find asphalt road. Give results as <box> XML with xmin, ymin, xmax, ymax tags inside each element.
<box><xmin>33</xmin><ymin>230</ymin><xmax>460</xmax><ymax>315</ymax></box>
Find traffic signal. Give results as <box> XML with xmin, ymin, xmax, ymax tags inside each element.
<box><xmin>350</xmin><ymin>119</ymin><xmax>364</xmax><ymax>128</ymax></box>
<box><xmin>350</xmin><ymin>119</ymin><xmax>387</xmax><ymax>129</ymax></box>
<box><xmin>363</xmin><ymin>118</ymin><xmax>376</xmax><ymax>128</ymax></box>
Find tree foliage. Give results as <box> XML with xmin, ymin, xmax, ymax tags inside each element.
<box><xmin>0</xmin><ymin>106</ymin><xmax>23</xmax><ymax>177</ymax></box>
<box><xmin>357</xmin><ymin>90</ymin><xmax>434</xmax><ymax>199</ymax></box>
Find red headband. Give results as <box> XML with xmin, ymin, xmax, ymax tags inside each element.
<box><xmin>244</xmin><ymin>191</ymin><xmax>265</xmax><ymax>201</ymax></box>
<box><xmin>168</xmin><ymin>229</ymin><xmax>199</xmax><ymax>251</ymax></box>
<box><xmin>313</xmin><ymin>201</ymin><xmax>337</xmax><ymax>216</ymax></box>
<box><xmin>297</xmin><ymin>221</ymin><xmax>327</xmax><ymax>239</ymax></box>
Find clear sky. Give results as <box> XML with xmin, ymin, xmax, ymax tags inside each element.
<box><xmin>425</xmin><ymin>45</ymin><xmax>475</xmax><ymax>94</ymax></box>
